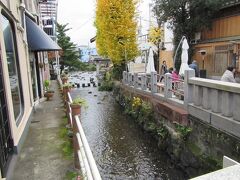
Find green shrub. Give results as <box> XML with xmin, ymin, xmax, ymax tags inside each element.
<box><xmin>98</xmin><ymin>81</ymin><xmax>114</xmax><ymax>91</ymax></box>
<box><xmin>175</xmin><ymin>123</ymin><xmax>192</xmax><ymax>140</ymax></box>
<box><xmin>71</xmin><ymin>97</ymin><xmax>88</xmax><ymax>108</ymax></box>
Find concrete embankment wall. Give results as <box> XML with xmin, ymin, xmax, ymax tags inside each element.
<box><xmin>115</xmin><ymin>84</ymin><xmax>240</xmax><ymax>178</ymax></box>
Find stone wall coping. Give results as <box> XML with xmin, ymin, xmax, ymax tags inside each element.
<box><xmin>190</xmin><ymin>164</ymin><xmax>240</xmax><ymax>180</ymax></box>
<box><xmin>189</xmin><ymin>77</ymin><xmax>240</xmax><ymax>94</ymax></box>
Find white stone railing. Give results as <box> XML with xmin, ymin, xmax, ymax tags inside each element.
<box><xmin>123</xmin><ymin>69</ymin><xmax>240</xmax><ymax>137</ymax></box>
<box><xmin>122</xmin><ymin>70</ymin><xmax>190</xmax><ymax>105</ymax></box>
<box><xmin>187</xmin><ymin>77</ymin><xmax>240</xmax><ymax>122</ymax></box>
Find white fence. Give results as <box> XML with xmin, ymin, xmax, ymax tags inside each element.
<box><xmin>66</xmin><ymin>93</ymin><xmax>102</xmax><ymax>180</ymax></box>
<box><xmin>59</xmin><ymin>76</ymin><xmax>102</xmax><ymax>180</ymax></box>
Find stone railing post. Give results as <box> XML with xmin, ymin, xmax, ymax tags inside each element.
<box><xmin>128</xmin><ymin>72</ymin><xmax>133</xmax><ymax>86</ymax></box>
<box><xmin>233</xmin><ymin>94</ymin><xmax>240</xmax><ymax>121</ymax></box>
<box><xmin>134</xmin><ymin>73</ymin><xmax>138</xmax><ymax>88</ymax></box>
<box><xmin>193</xmin><ymin>85</ymin><xmax>203</xmax><ymax>106</ymax></box>
<box><xmin>164</xmin><ymin>73</ymin><xmax>172</xmax><ymax>98</ymax></box>
<box><xmin>141</xmin><ymin>74</ymin><xmax>147</xmax><ymax>90</ymax></box>
<box><xmin>131</xmin><ymin>74</ymin><xmax>134</xmax><ymax>86</ymax></box>
<box><xmin>202</xmin><ymin>87</ymin><xmax>211</xmax><ymax>110</ymax></box>
<box><xmin>222</xmin><ymin>92</ymin><xmax>233</xmax><ymax>117</ymax></box>
<box><xmin>122</xmin><ymin>71</ymin><xmax>127</xmax><ymax>84</ymax></box>
<box><xmin>184</xmin><ymin>69</ymin><xmax>195</xmax><ymax>109</ymax></box>
<box><xmin>151</xmin><ymin>71</ymin><xmax>157</xmax><ymax>93</ymax></box>
<box><xmin>210</xmin><ymin>89</ymin><xmax>222</xmax><ymax>113</ymax></box>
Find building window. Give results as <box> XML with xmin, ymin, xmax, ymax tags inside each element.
<box><xmin>1</xmin><ymin>13</ymin><xmax>24</xmax><ymax>123</ymax></box>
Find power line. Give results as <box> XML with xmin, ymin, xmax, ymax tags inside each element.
<box><xmin>69</xmin><ymin>16</ymin><xmax>94</xmax><ymax>33</ymax></box>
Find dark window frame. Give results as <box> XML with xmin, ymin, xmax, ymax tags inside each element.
<box><xmin>1</xmin><ymin>11</ymin><xmax>25</xmax><ymax>126</ymax></box>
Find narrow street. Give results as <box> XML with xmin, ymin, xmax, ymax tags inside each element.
<box><xmin>10</xmin><ymin>81</ymin><xmax>72</xmax><ymax>180</ymax></box>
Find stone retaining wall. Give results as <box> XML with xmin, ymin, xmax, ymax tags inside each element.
<box><xmin>115</xmin><ymin>83</ymin><xmax>240</xmax><ymax>178</ymax></box>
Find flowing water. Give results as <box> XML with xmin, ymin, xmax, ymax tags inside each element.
<box><xmin>70</xmin><ymin>72</ymin><xmax>187</xmax><ymax>180</ymax></box>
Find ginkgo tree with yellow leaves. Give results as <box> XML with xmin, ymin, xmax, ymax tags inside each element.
<box><xmin>95</xmin><ymin>0</ymin><xmax>138</xmax><ymax>78</ymax></box>
<box><xmin>148</xmin><ymin>26</ymin><xmax>163</xmax><ymax>72</ymax></box>
<box><xmin>148</xmin><ymin>26</ymin><xmax>162</xmax><ymax>46</ymax></box>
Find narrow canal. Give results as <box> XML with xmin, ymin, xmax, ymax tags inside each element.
<box><xmin>70</xmin><ymin>73</ymin><xmax>187</xmax><ymax>180</ymax></box>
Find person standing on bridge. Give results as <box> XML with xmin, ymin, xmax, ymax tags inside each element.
<box><xmin>221</xmin><ymin>66</ymin><xmax>236</xmax><ymax>83</ymax></box>
<box><xmin>160</xmin><ymin>60</ymin><xmax>168</xmax><ymax>82</ymax></box>
<box><xmin>189</xmin><ymin>60</ymin><xmax>199</xmax><ymax>77</ymax></box>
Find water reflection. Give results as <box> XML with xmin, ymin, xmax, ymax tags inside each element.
<box><xmin>70</xmin><ymin>73</ymin><xmax>186</xmax><ymax>180</ymax></box>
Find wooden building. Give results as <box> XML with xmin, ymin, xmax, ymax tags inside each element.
<box><xmin>192</xmin><ymin>1</ymin><xmax>240</xmax><ymax>78</ymax></box>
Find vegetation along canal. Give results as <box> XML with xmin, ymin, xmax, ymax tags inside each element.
<box><xmin>70</xmin><ymin>73</ymin><xmax>187</xmax><ymax>180</ymax></box>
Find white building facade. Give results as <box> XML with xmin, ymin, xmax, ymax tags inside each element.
<box><xmin>0</xmin><ymin>0</ymin><xmax>60</xmax><ymax>178</ymax></box>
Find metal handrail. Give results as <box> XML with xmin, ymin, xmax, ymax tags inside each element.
<box><xmin>76</xmin><ymin>133</ymin><xmax>93</xmax><ymax>180</ymax></box>
<box><xmin>75</xmin><ymin>116</ymin><xmax>102</xmax><ymax>180</ymax></box>
<box><xmin>65</xmin><ymin>90</ymin><xmax>101</xmax><ymax>180</ymax></box>
<box><xmin>68</xmin><ymin>92</ymin><xmax>73</xmax><ymax>103</ymax></box>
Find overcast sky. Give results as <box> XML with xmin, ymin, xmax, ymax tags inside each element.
<box><xmin>58</xmin><ymin>0</ymin><xmax>153</xmax><ymax>47</ymax></box>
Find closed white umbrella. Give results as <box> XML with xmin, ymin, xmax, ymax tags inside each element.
<box><xmin>179</xmin><ymin>38</ymin><xmax>191</xmax><ymax>75</ymax></box>
<box><xmin>146</xmin><ymin>48</ymin><xmax>156</xmax><ymax>74</ymax></box>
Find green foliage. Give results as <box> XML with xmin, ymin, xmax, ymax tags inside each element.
<box><xmin>140</xmin><ymin>101</ymin><xmax>153</xmax><ymax>117</ymax></box>
<box><xmin>85</xmin><ymin>63</ymin><xmax>97</xmax><ymax>71</ymax></box>
<box><xmin>44</xmin><ymin>80</ymin><xmax>54</xmax><ymax>93</ymax></box>
<box><xmin>57</xmin><ymin>23</ymin><xmax>83</xmax><ymax>70</ymax></box>
<box><xmin>187</xmin><ymin>142</ymin><xmax>222</xmax><ymax>170</ymax></box>
<box><xmin>44</xmin><ymin>80</ymin><xmax>50</xmax><ymax>91</ymax></box>
<box><xmin>98</xmin><ymin>81</ymin><xmax>114</xmax><ymax>91</ymax></box>
<box><xmin>61</xmin><ymin>73</ymin><xmax>68</xmax><ymax>79</ymax></box>
<box><xmin>61</xmin><ymin>141</ymin><xmax>73</xmax><ymax>159</ymax></box>
<box><xmin>71</xmin><ymin>97</ymin><xmax>87</xmax><ymax>108</ymax></box>
<box><xmin>59</xmin><ymin>127</ymin><xmax>68</xmax><ymax>139</ymax></box>
<box><xmin>148</xmin><ymin>122</ymin><xmax>157</xmax><ymax>131</ymax></box>
<box><xmin>122</xmin><ymin>95</ymin><xmax>169</xmax><ymax>139</ymax></box>
<box><xmin>187</xmin><ymin>142</ymin><xmax>201</xmax><ymax>156</ymax></box>
<box><xmin>201</xmin><ymin>155</ymin><xmax>222</xmax><ymax>170</ymax></box>
<box><xmin>98</xmin><ymin>71</ymin><xmax>114</xmax><ymax>91</ymax></box>
<box><xmin>112</xmin><ymin>63</ymin><xmax>125</xmax><ymax>80</ymax></box>
<box><xmin>147</xmin><ymin>122</ymin><xmax>168</xmax><ymax>139</ymax></box>
<box><xmin>138</xmin><ymin>101</ymin><xmax>153</xmax><ymax>123</ymax></box>
<box><xmin>153</xmin><ymin>0</ymin><xmax>225</xmax><ymax>70</ymax></box>
<box><xmin>175</xmin><ymin>123</ymin><xmax>192</xmax><ymax>140</ymax></box>
<box><xmin>59</xmin><ymin>116</ymin><xmax>73</xmax><ymax>159</ymax></box>
<box><xmin>70</xmin><ymin>62</ymin><xmax>97</xmax><ymax>72</ymax></box>
<box><xmin>65</xmin><ymin>171</ymin><xmax>78</xmax><ymax>180</ymax></box>
<box><xmin>65</xmin><ymin>170</ymin><xmax>83</xmax><ymax>180</ymax></box>
<box><xmin>62</xmin><ymin>83</ymin><xmax>72</xmax><ymax>88</ymax></box>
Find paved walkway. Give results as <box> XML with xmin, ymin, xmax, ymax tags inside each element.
<box><xmin>10</xmin><ymin>80</ymin><xmax>73</xmax><ymax>180</ymax></box>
